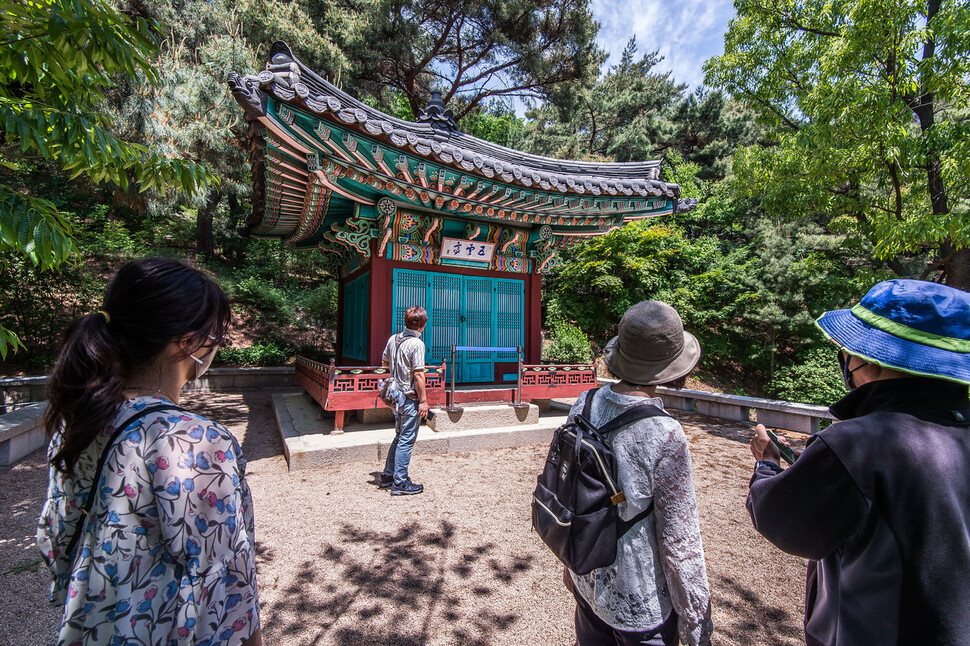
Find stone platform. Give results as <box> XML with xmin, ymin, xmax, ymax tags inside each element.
<box><xmin>273</xmin><ymin>392</ymin><xmax>569</xmax><ymax>471</ymax></box>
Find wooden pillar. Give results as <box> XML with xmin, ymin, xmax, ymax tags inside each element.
<box><xmin>527</xmin><ymin>271</ymin><xmax>542</xmax><ymax>364</ymax></box>
<box><xmin>335</xmin><ymin>274</ymin><xmax>345</xmax><ymax>364</ymax></box>
<box><xmin>368</xmin><ymin>239</ymin><xmax>393</xmax><ymax>365</ymax></box>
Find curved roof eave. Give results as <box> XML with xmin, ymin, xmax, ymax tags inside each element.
<box><xmin>230</xmin><ymin>41</ymin><xmax>681</xmax><ymax>200</ymax></box>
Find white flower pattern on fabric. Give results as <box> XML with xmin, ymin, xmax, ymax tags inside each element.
<box><xmin>568</xmin><ymin>386</ymin><xmax>712</xmax><ymax>645</ymax></box>
<box><xmin>37</xmin><ymin>396</ymin><xmax>259</xmax><ymax>646</ymax></box>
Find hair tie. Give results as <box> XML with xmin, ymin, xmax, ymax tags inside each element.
<box><xmin>98</xmin><ymin>310</ymin><xmax>111</xmax><ymax>324</ymax></box>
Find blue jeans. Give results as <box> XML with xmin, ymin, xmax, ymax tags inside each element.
<box><xmin>384</xmin><ymin>397</ymin><xmax>420</xmax><ymax>485</ymax></box>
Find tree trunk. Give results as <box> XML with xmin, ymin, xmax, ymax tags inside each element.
<box><xmin>912</xmin><ymin>0</ymin><xmax>966</xmax><ymax>291</ymax></box>
<box><xmin>941</xmin><ymin>244</ymin><xmax>970</xmax><ymax>292</ymax></box>
<box><xmin>196</xmin><ymin>189</ymin><xmax>222</xmax><ymax>258</ymax></box>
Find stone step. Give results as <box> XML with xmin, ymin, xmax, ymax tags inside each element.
<box><xmin>451</xmin><ymin>387</ymin><xmax>517</xmax><ymax>404</ymax></box>
<box><xmin>428</xmin><ymin>402</ymin><xmax>538</xmax><ymax>432</ymax></box>
<box><xmin>273</xmin><ymin>392</ymin><xmax>564</xmax><ymax>471</ymax></box>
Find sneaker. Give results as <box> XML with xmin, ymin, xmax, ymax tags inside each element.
<box><xmin>379</xmin><ymin>473</ymin><xmax>393</xmax><ymax>489</ymax></box>
<box><xmin>391</xmin><ymin>479</ymin><xmax>424</xmax><ymax>496</ymax></box>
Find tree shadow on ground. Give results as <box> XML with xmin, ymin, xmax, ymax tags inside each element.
<box><xmin>181</xmin><ymin>391</ymin><xmax>284</xmax><ymax>461</ymax></box>
<box><xmin>713</xmin><ymin>574</ymin><xmax>802</xmax><ymax>645</ymax></box>
<box><xmin>262</xmin><ymin>519</ymin><xmax>532</xmax><ymax>646</ymax></box>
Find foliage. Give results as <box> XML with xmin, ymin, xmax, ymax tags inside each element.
<box><xmin>296</xmin><ymin>282</ymin><xmax>339</xmax><ymax>331</ymax></box>
<box><xmin>231</xmin><ymin>276</ymin><xmax>291</xmax><ymax>325</ymax></box>
<box><xmin>705</xmin><ymin>0</ymin><xmax>970</xmax><ymax>288</ymax></box>
<box><xmin>215</xmin><ymin>342</ymin><xmax>291</xmax><ymax>367</ymax></box>
<box><xmin>367</xmin><ymin>91</ymin><xmax>524</xmax><ymax>146</ymax></box>
<box><xmin>518</xmin><ymin>39</ymin><xmax>682</xmax><ymax>161</ymax></box>
<box><xmin>766</xmin><ymin>347</ymin><xmax>847</xmax><ymax>407</ymax></box>
<box><xmin>0</xmin><ymin>250</ymin><xmax>105</xmax><ymax>370</ymax></box>
<box><xmin>0</xmin><ymin>0</ymin><xmax>213</xmax><ymax>234</ymax></box>
<box><xmin>459</xmin><ymin>102</ymin><xmax>524</xmax><ymax>147</ymax></box>
<box><xmin>346</xmin><ymin>0</ymin><xmax>604</xmax><ymax>118</ymax></box>
<box><xmin>664</xmin><ymin>89</ymin><xmax>762</xmax><ymax>181</ymax></box>
<box><xmin>517</xmin><ymin>39</ymin><xmax>761</xmax><ymax>181</ymax></box>
<box><xmin>235</xmin><ymin>0</ymin><xmax>355</xmax><ymax>77</ymax></box>
<box><xmin>0</xmin><ymin>0</ymin><xmax>216</xmax><ymax>355</ymax></box>
<box><xmin>544</xmin><ymin>319</ymin><xmax>592</xmax><ymax>364</ymax></box>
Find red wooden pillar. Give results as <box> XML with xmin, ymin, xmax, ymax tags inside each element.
<box><xmin>527</xmin><ymin>271</ymin><xmax>542</xmax><ymax>364</ymax></box>
<box><xmin>368</xmin><ymin>240</ymin><xmax>393</xmax><ymax>366</ymax></box>
<box><xmin>335</xmin><ymin>274</ymin><xmax>345</xmax><ymax>364</ymax></box>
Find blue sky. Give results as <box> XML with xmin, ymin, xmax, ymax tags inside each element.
<box><xmin>591</xmin><ymin>0</ymin><xmax>736</xmax><ymax>90</ymax></box>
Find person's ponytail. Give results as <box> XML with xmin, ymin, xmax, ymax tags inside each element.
<box><xmin>45</xmin><ymin>313</ymin><xmax>126</xmax><ymax>474</ymax></box>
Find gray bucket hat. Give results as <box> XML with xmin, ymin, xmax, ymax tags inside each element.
<box><xmin>603</xmin><ymin>301</ymin><xmax>701</xmax><ymax>385</ymax></box>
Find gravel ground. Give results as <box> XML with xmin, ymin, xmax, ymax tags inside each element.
<box><xmin>0</xmin><ymin>391</ymin><xmax>809</xmax><ymax>645</ymax></box>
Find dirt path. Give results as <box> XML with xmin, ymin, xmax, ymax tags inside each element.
<box><xmin>0</xmin><ymin>392</ymin><xmax>808</xmax><ymax>645</ymax></box>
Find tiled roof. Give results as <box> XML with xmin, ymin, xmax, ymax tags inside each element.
<box><xmin>229</xmin><ymin>41</ymin><xmax>682</xmax><ymax>200</ymax></box>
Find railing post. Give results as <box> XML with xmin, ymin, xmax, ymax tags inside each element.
<box><xmin>447</xmin><ymin>344</ymin><xmax>462</xmax><ymax>413</ymax></box>
<box><xmin>511</xmin><ymin>345</ymin><xmax>529</xmax><ymax>409</ymax></box>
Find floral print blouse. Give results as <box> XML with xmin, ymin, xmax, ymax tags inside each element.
<box><xmin>37</xmin><ymin>396</ymin><xmax>260</xmax><ymax>646</ymax></box>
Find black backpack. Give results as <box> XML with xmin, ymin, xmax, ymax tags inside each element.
<box><xmin>531</xmin><ymin>387</ymin><xmax>670</xmax><ymax>575</ymax></box>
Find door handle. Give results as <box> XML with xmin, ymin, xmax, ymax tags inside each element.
<box><xmin>460</xmin><ymin>315</ymin><xmax>467</xmax><ymax>322</ymax></box>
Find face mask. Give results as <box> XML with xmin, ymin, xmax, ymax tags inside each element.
<box><xmin>837</xmin><ymin>351</ymin><xmax>865</xmax><ymax>390</ymax></box>
<box><xmin>190</xmin><ymin>336</ymin><xmax>218</xmax><ymax>380</ymax></box>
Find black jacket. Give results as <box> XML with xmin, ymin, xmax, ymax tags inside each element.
<box><xmin>747</xmin><ymin>377</ymin><xmax>970</xmax><ymax>646</ymax></box>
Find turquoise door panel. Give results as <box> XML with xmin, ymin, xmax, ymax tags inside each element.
<box><xmin>429</xmin><ymin>273</ymin><xmax>461</xmax><ymax>380</ymax></box>
<box><xmin>342</xmin><ymin>272</ymin><xmax>369</xmax><ymax>360</ymax></box>
<box><xmin>392</xmin><ymin>269</ymin><xmax>427</xmax><ymax>330</ymax></box>
<box><xmin>495</xmin><ymin>278</ymin><xmax>524</xmax><ymax>363</ymax></box>
<box><xmin>391</xmin><ymin>268</ymin><xmax>524</xmax><ymax>383</ymax></box>
<box><xmin>462</xmin><ymin>276</ymin><xmax>496</xmax><ymax>382</ymax></box>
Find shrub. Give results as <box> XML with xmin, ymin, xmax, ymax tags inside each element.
<box><xmin>297</xmin><ymin>281</ymin><xmax>338</xmax><ymax>329</ymax></box>
<box><xmin>766</xmin><ymin>347</ymin><xmax>846</xmax><ymax>406</ymax></box>
<box><xmin>544</xmin><ymin>320</ymin><xmax>592</xmax><ymax>364</ymax></box>
<box><xmin>215</xmin><ymin>342</ymin><xmax>291</xmax><ymax>366</ymax></box>
<box><xmin>232</xmin><ymin>276</ymin><xmax>290</xmax><ymax>324</ymax></box>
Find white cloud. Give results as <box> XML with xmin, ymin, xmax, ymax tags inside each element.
<box><xmin>591</xmin><ymin>0</ymin><xmax>736</xmax><ymax>90</ymax></box>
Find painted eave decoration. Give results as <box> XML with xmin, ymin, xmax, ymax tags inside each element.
<box><xmin>228</xmin><ymin>41</ymin><xmax>697</xmax><ymax>274</ymax></box>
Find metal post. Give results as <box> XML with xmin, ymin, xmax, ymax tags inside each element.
<box><xmin>512</xmin><ymin>345</ymin><xmax>529</xmax><ymax>409</ymax></box>
<box><xmin>447</xmin><ymin>344</ymin><xmax>462</xmax><ymax>413</ymax></box>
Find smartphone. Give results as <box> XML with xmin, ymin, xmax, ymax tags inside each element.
<box><xmin>764</xmin><ymin>428</ymin><xmax>798</xmax><ymax>465</ymax></box>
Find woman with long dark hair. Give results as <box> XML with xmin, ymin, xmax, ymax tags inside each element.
<box><xmin>37</xmin><ymin>257</ymin><xmax>262</xmax><ymax>646</ymax></box>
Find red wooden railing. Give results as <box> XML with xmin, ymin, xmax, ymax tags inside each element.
<box><xmin>295</xmin><ymin>356</ymin><xmax>596</xmax><ymax>432</ymax></box>
<box><xmin>295</xmin><ymin>356</ymin><xmax>446</xmax><ymax>432</ymax></box>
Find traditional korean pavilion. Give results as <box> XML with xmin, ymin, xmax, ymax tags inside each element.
<box><xmin>229</xmin><ymin>41</ymin><xmax>696</xmax><ymax>385</ymax></box>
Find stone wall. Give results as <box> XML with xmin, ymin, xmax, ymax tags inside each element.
<box><xmin>0</xmin><ymin>367</ymin><xmax>298</xmax><ymax>467</ymax></box>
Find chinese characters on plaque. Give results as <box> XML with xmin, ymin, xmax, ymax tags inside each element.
<box><xmin>440</xmin><ymin>237</ymin><xmax>495</xmax><ymax>262</ymax></box>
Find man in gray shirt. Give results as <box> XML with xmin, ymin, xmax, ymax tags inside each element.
<box><xmin>379</xmin><ymin>306</ymin><xmax>429</xmax><ymax>495</ymax></box>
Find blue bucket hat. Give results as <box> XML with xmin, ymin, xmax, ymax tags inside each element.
<box><xmin>816</xmin><ymin>279</ymin><xmax>970</xmax><ymax>385</ymax></box>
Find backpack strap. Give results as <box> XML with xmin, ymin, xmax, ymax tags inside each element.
<box><xmin>65</xmin><ymin>403</ymin><xmax>184</xmax><ymax>557</ymax></box>
<box><xmin>598</xmin><ymin>401</ymin><xmax>670</xmax><ymax>435</ymax></box>
<box><xmin>390</xmin><ymin>332</ymin><xmax>417</xmax><ymax>392</ymax></box>
<box><xmin>580</xmin><ymin>386</ymin><xmax>598</xmax><ymax>419</ymax></box>
<box><xmin>618</xmin><ymin>500</ymin><xmax>655</xmax><ymax>538</ymax></box>
<box><xmin>583</xmin><ymin>389</ymin><xmax>671</xmax><ymax>539</ymax></box>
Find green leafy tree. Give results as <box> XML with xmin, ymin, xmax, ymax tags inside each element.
<box><xmin>705</xmin><ymin>0</ymin><xmax>970</xmax><ymax>288</ymax></box>
<box><xmin>0</xmin><ymin>0</ymin><xmax>214</xmax><ymax>355</ymax></box>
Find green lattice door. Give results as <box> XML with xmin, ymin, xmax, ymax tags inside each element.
<box><xmin>462</xmin><ymin>277</ymin><xmax>495</xmax><ymax>382</ymax></box>
<box><xmin>391</xmin><ymin>269</ymin><xmax>523</xmax><ymax>383</ymax></box>
<box><xmin>342</xmin><ymin>272</ymin><xmax>369</xmax><ymax>360</ymax></box>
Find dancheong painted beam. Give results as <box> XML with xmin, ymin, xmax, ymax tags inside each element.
<box><xmin>228</xmin><ymin>41</ymin><xmax>697</xmax><ymax>276</ymax></box>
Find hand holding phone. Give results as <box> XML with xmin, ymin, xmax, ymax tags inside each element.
<box><xmin>764</xmin><ymin>428</ymin><xmax>798</xmax><ymax>465</ymax></box>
